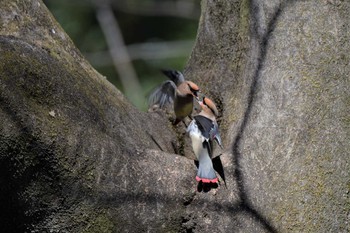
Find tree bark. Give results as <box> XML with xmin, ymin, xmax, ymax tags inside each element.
<box><xmin>186</xmin><ymin>0</ymin><xmax>350</xmax><ymax>232</ymax></box>
<box><xmin>0</xmin><ymin>0</ymin><xmax>349</xmax><ymax>232</ymax></box>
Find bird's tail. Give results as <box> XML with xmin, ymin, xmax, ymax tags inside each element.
<box><xmin>196</xmin><ymin>147</ymin><xmax>218</xmax><ymax>183</ymax></box>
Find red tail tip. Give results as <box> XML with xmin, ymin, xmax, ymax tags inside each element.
<box><xmin>196</xmin><ymin>176</ymin><xmax>218</xmax><ymax>183</ymax></box>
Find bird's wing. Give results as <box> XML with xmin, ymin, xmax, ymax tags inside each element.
<box><xmin>161</xmin><ymin>69</ymin><xmax>185</xmax><ymax>85</ymax></box>
<box><xmin>194</xmin><ymin>115</ymin><xmax>223</xmax><ymax>149</ymax></box>
<box><xmin>193</xmin><ymin>115</ymin><xmax>213</xmax><ymax>140</ymax></box>
<box><xmin>148</xmin><ymin>80</ymin><xmax>177</xmax><ymax>109</ymax></box>
<box><xmin>210</xmin><ymin>121</ymin><xmax>223</xmax><ymax>148</ymax></box>
<box><xmin>187</xmin><ymin>119</ymin><xmax>212</xmax><ymax>157</ymax></box>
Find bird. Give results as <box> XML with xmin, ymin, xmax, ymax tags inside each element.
<box><xmin>148</xmin><ymin>69</ymin><xmax>200</xmax><ymax>125</ymax></box>
<box><xmin>187</xmin><ymin>97</ymin><xmax>223</xmax><ymax>183</ymax></box>
<box><xmin>197</xmin><ymin>96</ymin><xmax>223</xmax><ymax>149</ymax></box>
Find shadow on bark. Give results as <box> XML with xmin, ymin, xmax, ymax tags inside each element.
<box><xmin>0</xmin><ymin>1</ymin><xmax>306</xmax><ymax>232</ymax></box>
<box><xmin>0</xmin><ymin>94</ymin><xmax>62</xmax><ymax>233</ymax></box>
<box><xmin>230</xmin><ymin>1</ymin><xmax>292</xmax><ymax>232</ymax></box>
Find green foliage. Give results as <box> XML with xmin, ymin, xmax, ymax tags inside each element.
<box><xmin>44</xmin><ymin>0</ymin><xmax>200</xmax><ymax>110</ymax></box>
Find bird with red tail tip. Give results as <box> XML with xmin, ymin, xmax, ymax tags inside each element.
<box><xmin>148</xmin><ymin>69</ymin><xmax>200</xmax><ymax>125</ymax></box>
<box><xmin>187</xmin><ymin>96</ymin><xmax>223</xmax><ymax>184</ymax></box>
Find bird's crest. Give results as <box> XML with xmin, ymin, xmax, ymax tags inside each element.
<box><xmin>203</xmin><ymin>97</ymin><xmax>219</xmax><ymax>116</ymax></box>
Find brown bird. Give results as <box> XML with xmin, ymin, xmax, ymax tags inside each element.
<box><xmin>187</xmin><ymin>97</ymin><xmax>222</xmax><ymax>183</ymax></box>
<box><xmin>148</xmin><ymin>69</ymin><xmax>199</xmax><ymax>125</ymax></box>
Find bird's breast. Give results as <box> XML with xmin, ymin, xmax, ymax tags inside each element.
<box><xmin>174</xmin><ymin>95</ymin><xmax>193</xmax><ymax>117</ymax></box>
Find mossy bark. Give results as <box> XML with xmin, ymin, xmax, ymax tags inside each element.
<box><xmin>187</xmin><ymin>0</ymin><xmax>350</xmax><ymax>232</ymax></box>
<box><xmin>0</xmin><ymin>0</ymin><xmax>188</xmax><ymax>232</ymax></box>
<box><xmin>0</xmin><ymin>0</ymin><xmax>349</xmax><ymax>232</ymax></box>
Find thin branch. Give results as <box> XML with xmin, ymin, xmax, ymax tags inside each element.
<box><xmin>95</xmin><ymin>1</ymin><xmax>143</xmax><ymax>108</ymax></box>
<box><xmin>84</xmin><ymin>40</ymin><xmax>195</xmax><ymax>66</ymax></box>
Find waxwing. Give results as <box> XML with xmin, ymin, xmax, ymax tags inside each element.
<box><xmin>187</xmin><ymin>97</ymin><xmax>223</xmax><ymax>183</ymax></box>
<box><xmin>197</xmin><ymin>97</ymin><xmax>223</xmax><ymax>148</ymax></box>
<box><xmin>148</xmin><ymin>69</ymin><xmax>200</xmax><ymax>125</ymax></box>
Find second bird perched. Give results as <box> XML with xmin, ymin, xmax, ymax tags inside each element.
<box><xmin>187</xmin><ymin>97</ymin><xmax>223</xmax><ymax>183</ymax></box>
<box><xmin>148</xmin><ymin>69</ymin><xmax>200</xmax><ymax>125</ymax></box>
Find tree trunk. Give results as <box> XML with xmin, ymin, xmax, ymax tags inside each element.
<box><xmin>0</xmin><ymin>0</ymin><xmax>349</xmax><ymax>232</ymax></box>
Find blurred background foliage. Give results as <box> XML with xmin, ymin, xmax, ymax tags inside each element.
<box><xmin>43</xmin><ymin>0</ymin><xmax>200</xmax><ymax>110</ymax></box>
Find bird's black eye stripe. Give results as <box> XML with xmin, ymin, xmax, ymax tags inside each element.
<box><xmin>188</xmin><ymin>84</ymin><xmax>196</xmax><ymax>92</ymax></box>
<box><xmin>202</xmin><ymin>97</ymin><xmax>208</xmax><ymax>106</ymax></box>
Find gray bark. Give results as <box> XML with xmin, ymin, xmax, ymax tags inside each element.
<box><xmin>187</xmin><ymin>0</ymin><xmax>350</xmax><ymax>232</ymax></box>
<box><xmin>0</xmin><ymin>0</ymin><xmax>349</xmax><ymax>232</ymax></box>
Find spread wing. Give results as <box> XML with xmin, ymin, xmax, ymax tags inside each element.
<box><xmin>148</xmin><ymin>80</ymin><xmax>176</xmax><ymax>109</ymax></box>
<box><xmin>161</xmin><ymin>69</ymin><xmax>185</xmax><ymax>86</ymax></box>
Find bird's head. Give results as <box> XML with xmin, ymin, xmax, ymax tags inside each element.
<box><xmin>186</xmin><ymin>81</ymin><xmax>200</xmax><ymax>99</ymax></box>
<box><xmin>199</xmin><ymin>97</ymin><xmax>219</xmax><ymax>117</ymax></box>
